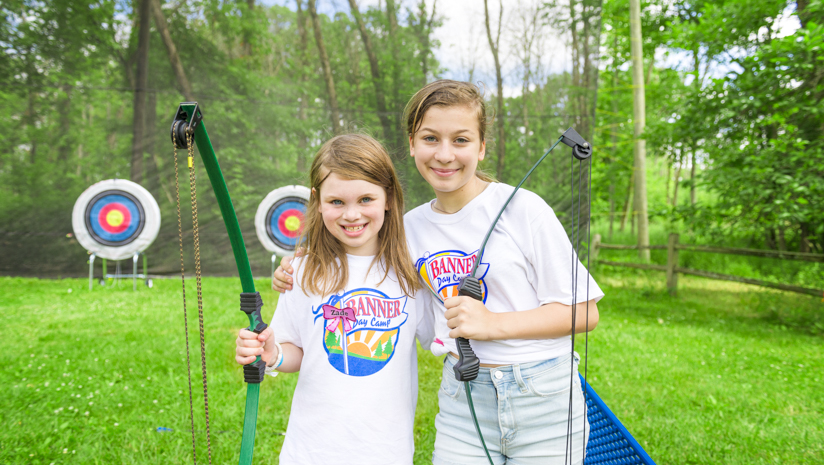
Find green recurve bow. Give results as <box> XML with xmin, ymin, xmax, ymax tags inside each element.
<box><xmin>171</xmin><ymin>102</ymin><xmax>267</xmax><ymax>465</ymax></box>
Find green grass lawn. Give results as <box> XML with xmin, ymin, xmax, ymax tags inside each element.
<box><xmin>0</xmin><ymin>272</ymin><xmax>821</xmax><ymax>464</ymax></box>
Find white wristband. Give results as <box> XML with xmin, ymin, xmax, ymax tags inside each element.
<box><xmin>265</xmin><ymin>341</ymin><xmax>284</xmax><ymax>377</ymax></box>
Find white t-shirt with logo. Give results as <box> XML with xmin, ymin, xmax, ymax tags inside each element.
<box><xmin>404</xmin><ymin>182</ymin><xmax>604</xmax><ymax>365</ymax></box>
<box><xmin>272</xmin><ymin>254</ymin><xmax>433</xmax><ymax>465</ymax></box>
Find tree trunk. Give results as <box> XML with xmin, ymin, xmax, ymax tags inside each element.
<box><xmin>689</xmin><ymin>150</ymin><xmax>696</xmax><ymax>205</ymax></box>
<box><xmin>145</xmin><ymin>91</ymin><xmax>157</xmax><ymax>163</ymax></box>
<box><xmin>799</xmin><ymin>222</ymin><xmax>811</xmax><ymax>253</ymax></box>
<box><xmin>609</xmin><ymin>44</ymin><xmax>618</xmax><ymax>242</ymax></box>
<box><xmin>629</xmin><ymin>0</ymin><xmax>650</xmax><ymax>261</ymax></box>
<box><xmin>690</xmin><ymin>49</ymin><xmax>699</xmax><ymax>206</ymax></box>
<box><xmin>347</xmin><ymin>0</ymin><xmax>394</xmax><ymax>148</ymax></box>
<box><xmin>609</xmin><ymin>43</ymin><xmax>618</xmax><ymax>241</ymax></box>
<box><xmin>797</xmin><ymin>0</ymin><xmax>811</xmax><ymax>28</ymax></box>
<box><xmin>765</xmin><ymin>228</ymin><xmax>776</xmax><ymax>250</ymax></box>
<box><xmin>57</xmin><ymin>85</ymin><xmax>73</xmax><ymax>163</ymax></box>
<box><xmin>26</xmin><ymin>87</ymin><xmax>37</xmax><ymax>165</ymax></box>
<box><xmin>296</xmin><ymin>0</ymin><xmax>310</xmax><ymax>171</ymax></box>
<box><xmin>514</xmin><ymin>0</ymin><xmax>542</xmax><ymax>147</ymax></box>
<box><xmin>76</xmin><ymin>105</ymin><xmax>87</xmax><ymax>176</ymax></box>
<box><xmin>131</xmin><ymin>0</ymin><xmax>151</xmax><ymax>183</ymax></box>
<box><xmin>569</xmin><ymin>0</ymin><xmax>580</xmax><ymax>128</ymax></box>
<box><xmin>151</xmin><ymin>0</ymin><xmax>194</xmax><ymax>100</ymax></box>
<box><xmin>672</xmin><ymin>151</ymin><xmax>683</xmax><ymax>207</ymax></box>
<box><xmin>585</xmin><ymin>0</ymin><xmax>604</xmax><ymax>142</ymax></box>
<box><xmin>580</xmin><ymin>1</ymin><xmax>590</xmax><ymax>138</ymax></box>
<box><xmin>620</xmin><ymin>171</ymin><xmax>634</xmax><ymax>232</ymax></box>
<box><xmin>608</xmin><ymin>181</ymin><xmax>615</xmax><ymax>241</ymax></box>
<box><xmin>665</xmin><ymin>155</ymin><xmax>671</xmax><ymax>205</ymax></box>
<box><xmin>144</xmin><ymin>91</ymin><xmax>167</xmax><ymax>202</ymax></box>
<box><xmin>483</xmin><ymin>0</ymin><xmax>506</xmax><ymax>180</ymax></box>
<box><xmin>308</xmin><ymin>0</ymin><xmax>341</xmax><ymax>134</ymax></box>
<box><xmin>242</xmin><ymin>0</ymin><xmax>255</xmax><ymax>57</ymax></box>
<box><xmin>415</xmin><ymin>1</ymin><xmax>437</xmax><ymax>84</ymax></box>
<box><xmin>386</xmin><ymin>0</ymin><xmax>406</xmax><ymax>152</ymax></box>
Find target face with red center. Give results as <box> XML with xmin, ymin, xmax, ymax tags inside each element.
<box><xmin>255</xmin><ymin>186</ymin><xmax>310</xmax><ymax>255</ymax></box>
<box><xmin>86</xmin><ymin>191</ymin><xmax>145</xmax><ymax>245</ymax></box>
<box><xmin>72</xmin><ymin>179</ymin><xmax>161</xmax><ymax>260</ymax></box>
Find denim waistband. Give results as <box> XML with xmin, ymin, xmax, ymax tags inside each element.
<box><xmin>445</xmin><ymin>352</ymin><xmax>578</xmax><ymax>387</ymax></box>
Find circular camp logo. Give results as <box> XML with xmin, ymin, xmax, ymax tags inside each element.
<box><xmin>72</xmin><ymin>179</ymin><xmax>161</xmax><ymax>260</ymax></box>
<box><xmin>315</xmin><ymin>289</ymin><xmax>409</xmax><ymax>377</ymax></box>
<box><xmin>255</xmin><ymin>185</ymin><xmax>310</xmax><ymax>256</ymax></box>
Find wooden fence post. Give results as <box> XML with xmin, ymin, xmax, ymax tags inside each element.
<box><xmin>592</xmin><ymin>234</ymin><xmax>601</xmax><ymax>263</ymax></box>
<box><xmin>666</xmin><ymin>232</ymin><xmax>679</xmax><ymax>296</ymax></box>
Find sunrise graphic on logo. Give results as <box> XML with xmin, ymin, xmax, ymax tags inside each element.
<box><xmin>325</xmin><ymin>329</ymin><xmax>398</xmax><ymax>361</ymax></box>
<box><xmin>315</xmin><ymin>288</ymin><xmax>409</xmax><ymax>377</ymax></box>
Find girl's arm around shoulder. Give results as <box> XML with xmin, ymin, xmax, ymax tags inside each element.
<box><xmin>271</xmin><ymin>249</ymin><xmax>307</xmax><ymax>293</ymax></box>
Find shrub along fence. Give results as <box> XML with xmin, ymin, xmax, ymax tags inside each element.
<box><xmin>593</xmin><ymin>233</ymin><xmax>824</xmax><ymax>298</ymax></box>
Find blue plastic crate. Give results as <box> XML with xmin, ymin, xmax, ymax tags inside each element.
<box><xmin>581</xmin><ymin>375</ymin><xmax>656</xmax><ymax>465</ymax></box>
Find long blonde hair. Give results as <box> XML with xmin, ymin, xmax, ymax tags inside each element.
<box><xmin>299</xmin><ymin>134</ymin><xmax>419</xmax><ymax>297</ymax></box>
<box><xmin>403</xmin><ymin>79</ymin><xmax>496</xmax><ymax>182</ymax></box>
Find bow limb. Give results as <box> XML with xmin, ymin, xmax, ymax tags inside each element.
<box><xmin>174</xmin><ymin>103</ymin><xmax>264</xmax><ymax>465</ymax></box>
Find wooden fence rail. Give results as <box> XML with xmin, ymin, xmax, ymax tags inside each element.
<box><xmin>593</xmin><ymin>233</ymin><xmax>824</xmax><ymax>298</ymax></box>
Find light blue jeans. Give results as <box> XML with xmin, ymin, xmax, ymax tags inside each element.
<box><xmin>432</xmin><ymin>353</ymin><xmax>589</xmax><ymax>465</ymax></box>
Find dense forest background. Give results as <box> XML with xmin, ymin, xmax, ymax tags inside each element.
<box><xmin>1</xmin><ymin>0</ymin><xmax>822</xmax><ymax>280</ymax></box>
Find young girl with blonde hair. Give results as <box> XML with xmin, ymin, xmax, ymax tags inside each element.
<box><xmin>275</xmin><ymin>81</ymin><xmax>602</xmax><ymax>465</ymax></box>
<box><xmin>237</xmin><ymin>133</ymin><xmax>433</xmax><ymax>465</ymax></box>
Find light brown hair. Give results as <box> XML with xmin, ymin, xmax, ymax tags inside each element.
<box><xmin>298</xmin><ymin>134</ymin><xmax>419</xmax><ymax>297</ymax></box>
<box><xmin>403</xmin><ymin>79</ymin><xmax>496</xmax><ymax>182</ymax></box>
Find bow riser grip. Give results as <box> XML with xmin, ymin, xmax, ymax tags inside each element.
<box><xmin>240</xmin><ymin>292</ymin><xmax>268</xmax><ymax>384</ymax></box>
<box><xmin>454</xmin><ymin>277</ymin><xmax>483</xmax><ymax>382</ymax></box>
<box><xmin>240</xmin><ymin>292</ymin><xmax>268</xmax><ymax>334</ymax></box>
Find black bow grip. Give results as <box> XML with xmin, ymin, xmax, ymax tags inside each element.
<box><xmin>453</xmin><ymin>276</ymin><xmax>483</xmax><ymax>381</ymax></box>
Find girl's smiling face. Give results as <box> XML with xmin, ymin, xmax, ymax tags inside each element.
<box><xmin>317</xmin><ymin>172</ymin><xmax>388</xmax><ymax>256</ymax></box>
<box><xmin>409</xmin><ymin>105</ymin><xmax>486</xmax><ymax>204</ymax></box>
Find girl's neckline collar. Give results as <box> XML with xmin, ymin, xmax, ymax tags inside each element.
<box><xmin>423</xmin><ymin>182</ymin><xmax>498</xmax><ymax>224</ymax></box>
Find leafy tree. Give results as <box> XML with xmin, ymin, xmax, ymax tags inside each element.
<box><xmin>374</xmin><ymin>339</ymin><xmax>383</xmax><ymax>358</ymax></box>
<box><xmin>326</xmin><ymin>330</ymin><xmax>339</xmax><ymax>349</ymax></box>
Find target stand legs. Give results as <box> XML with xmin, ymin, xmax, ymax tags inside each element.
<box><xmin>89</xmin><ymin>254</ymin><xmax>96</xmax><ymax>291</ymax></box>
<box><xmin>84</xmin><ymin>251</ymin><xmax>151</xmax><ymax>291</ymax></box>
<box><xmin>271</xmin><ymin>254</ymin><xmax>278</xmax><ymax>282</ymax></box>
<box><xmin>133</xmin><ymin>253</ymin><xmax>139</xmax><ymax>291</ymax></box>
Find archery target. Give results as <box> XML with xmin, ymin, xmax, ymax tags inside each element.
<box><xmin>72</xmin><ymin>179</ymin><xmax>161</xmax><ymax>260</ymax></box>
<box><xmin>255</xmin><ymin>185</ymin><xmax>310</xmax><ymax>255</ymax></box>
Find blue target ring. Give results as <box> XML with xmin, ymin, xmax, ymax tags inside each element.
<box><xmin>266</xmin><ymin>198</ymin><xmax>307</xmax><ymax>250</ymax></box>
<box><xmin>85</xmin><ymin>191</ymin><xmax>145</xmax><ymax>246</ymax></box>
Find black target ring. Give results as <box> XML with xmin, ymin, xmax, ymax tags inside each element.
<box><xmin>84</xmin><ymin>189</ymin><xmax>147</xmax><ymax>247</ymax></box>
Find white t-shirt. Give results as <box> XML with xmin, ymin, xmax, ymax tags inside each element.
<box><xmin>272</xmin><ymin>254</ymin><xmax>433</xmax><ymax>465</ymax></box>
<box><xmin>404</xmin><ymin>182</ymin><xmax>604</xmax><ymax>365</ymax></box>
